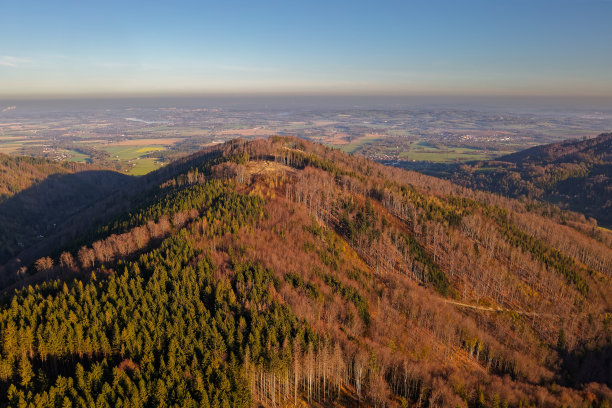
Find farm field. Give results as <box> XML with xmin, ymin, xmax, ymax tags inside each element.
<box><xmin>96</xmin><ymin>140</ymin><xmax>181</xmax><ymax>173</ymax></box>
<box><xmin>129</xmin><ymin>157</ymin><xmax>164</xmax><ymax>175</ymax></box>
<box><xmin>0</xmin><ymin>136</ymin><xmax>47</xmax><ymax>154</ymax></box>
<box><xmin>396</xmin><ymin>142</ymin><xmax>507</xmax><ymax>163</ymax></box>
<box><xmin>100</xmin><ymin>145</ymin><xmax>165</xmax><ymax>160</ymax></box>
<box><xmin>338</xmin><ymin>134</ymin><xmax>383</xmax><ymax>153</ymax></box>
<box><xmin>58</xmin><ymin>149</ymin><xmax>90</xmax><ymax>162</ymax></box>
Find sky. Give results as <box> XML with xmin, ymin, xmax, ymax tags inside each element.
<box><xmin>1</xmin><ymin>0</ymin><xmax>611</xmax><ymax>98</ymax></box>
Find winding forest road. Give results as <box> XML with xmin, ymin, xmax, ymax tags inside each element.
<box><xmin>442</xmin><ymin>299</ymin><xmax>557</xmax><ymax>318</ymax></box>
<box><xmin>442</xmin><ymin>299</ymin><xmax>612</xmax><ymax>319</ymax></box>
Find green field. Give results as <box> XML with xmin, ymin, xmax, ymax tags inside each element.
<box><xmin>339</xmin><ymin>135</ymin><xmax>383</xmax><ymax>154</ymax></box>
<box><xmin>100</xmin><ymin>145</ymin><xmax>166</xmax><ymax>160</ymax></box>
<box><xmin>397</xmin><ymin>141</ymin><xmax>497</xmax><ymax>163</ymax></box>
<box><xmin>61</xmin><ymin>149</ymin><xmax>90</xmax><ymax>163</ymax></box>
<box><xmin>399</xmin><ymin>151</ymin><xmax>491</xmax><ymax>162</ymax></box>
<box><xmin>98</xmin><ymin>145</ymin><xmax>167</xmax><ymax>174</ymax></box>
<box><xmin>129</xmin><ymin>157</ymin><xmax>163</xmax><ymax>175</ymax></box>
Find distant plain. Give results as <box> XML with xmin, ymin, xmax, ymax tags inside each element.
<box><xmin>1</xmin><ymin>97</ymin><xmax>611</xmax><ymax>175</ymax></box>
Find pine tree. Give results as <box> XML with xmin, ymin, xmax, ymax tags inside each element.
<box><xmin>18</xmin><ymin>355</ymin><xmax>34</xmax><ymax>388</ymax></box>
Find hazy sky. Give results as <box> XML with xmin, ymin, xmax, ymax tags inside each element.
<box><xmin>1</xmin><ymin>0</ymin><xmax>611</xmax><ymax>97</ymax></box>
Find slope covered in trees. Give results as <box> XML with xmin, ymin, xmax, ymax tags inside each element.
<box><xmin>0</xmin><ymin>155</ymin><xmax>131</xmax><ymax>266</ymax></box>
<box><xmin>0</xmin><ymin>154</ymin><xmax>85</xmax><ymax>201</ymax></box>
<box><xmin>1</xmin><ymin>137</ymin><xmax>611</xmax><ymax>407</ymax></box>
<box><xmin>435</xmin><ymin>133</ymin><xmax>612</xmax><ymax>227</ymax></box>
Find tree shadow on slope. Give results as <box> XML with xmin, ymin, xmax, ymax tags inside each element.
<box><xmin>560</xmin><ymin>343</ymin><xmax>612</xmax><ymax>388</ymax></box>
<box><xmin>0</xmin><ymin>170</ymin><xmax>135</xmax><ymax>278</ymax></box>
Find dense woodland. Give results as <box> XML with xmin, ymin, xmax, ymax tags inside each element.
<box><xmin>0</xmin><ymin>137</ymin><xmax>611</xmax><ymax>407</ymax></box>
<box><xmin>427</xmin><ymin>133</ymin><xmax>611</xmax><ymax>228</ymax></box>
<box><xmin>0</xmin><ymin>154</ymin><xmax>85</xmax><ymax>201</ymax></box>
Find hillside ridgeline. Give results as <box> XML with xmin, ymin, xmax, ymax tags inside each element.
<box><xmin>1</xmin><ymin>137</ymin><xmax>611</xmax><ymax>407</ymax></box>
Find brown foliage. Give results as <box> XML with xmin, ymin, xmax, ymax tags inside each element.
<box><xmin>33</xmin><ymin>257</ymin><xmax>53</xmax><ymax>273</ymax></box>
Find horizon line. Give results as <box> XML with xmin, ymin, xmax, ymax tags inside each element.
<box><xmin>2</xmin><ymin>91</ymin><xmax>612</xmax><ymax>102</ymax></box>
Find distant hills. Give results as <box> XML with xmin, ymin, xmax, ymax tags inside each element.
<box><xmin>500</xmin><ymin>132</ymin><xmax>611</xmax><ymax>163</ymax></box>
<box><xmin>406</xmin><ymin>133</ymin><xmax>612</xmax><ymax>228</ymax></box>
<box><xmin>0</xmin><ymin>138</ymin><xmax>610</xmax><ymax>407</ymax></box>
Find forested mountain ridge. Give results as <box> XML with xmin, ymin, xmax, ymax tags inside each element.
<box><xmin>1</xmin><ymin>137</ymin><xmax>611</xmax><ymax>407</ymax></box>
<box><xmin>0</xmin><ymin>155</ymin><xmax>132</xmax><ymax>267</ymax></box>
<box><xmin>0</xmin><ymin>154</ymin><xmax>85</xmax><ymax>201</ymax></box>
<box><xmin>442</xmin><ymin>133</ymin><xmax>612</xmax><ymax>227</ymax></box>
<box><xmin>500</xmin><ymin>132</ymin><xmax>611</xmax><ymax>163</ymax></box>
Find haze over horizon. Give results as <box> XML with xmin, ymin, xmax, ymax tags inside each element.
<box><xmin>2</xmin><ymin>0</ymin><xmax>612</xmax><ymax>99</ymax></box>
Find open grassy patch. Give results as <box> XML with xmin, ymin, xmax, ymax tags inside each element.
<box><xmin>395</xmin><ymin>139</ymin><xmax>501</xmax><ymax>163</ymax></box>
<box><xmin>101</xmin><ymin>145</ymin><xmax>166</xmax><ymax>160</ymax></box>
<box><xmin>98</xmin><ymin>144</ymin><xmax>168</xmax><ymax>175</ymax></box>
<box><xmin>59</xmin><ymin>149</ymin><xmax>90</xmax><ymax>163</ymax></box>
<box><xmin>340</xmin><ymin>134</ymin><xmax>384</xmax><ymax>153</ymax></box>
<box><xmin>129</xmin><ymin>157</ymin><xmax>163</xmax><ymax>175</ymax></box>
<box><xmin>399</xmin><ymin>149</ymin><xmax>491</xmax><ymax>162</ymax></box>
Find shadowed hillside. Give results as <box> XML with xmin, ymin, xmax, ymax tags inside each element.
<box><xmin>0</xmin><ymin>137</ymin><xmax>610</xmax><ymax>407</ymax></box>
<box><xmin>0</xmin><ymin>154</ymin><xmax>90</xmax><ymax>201</ymax></box>
<box><xmin>0</xmin><ymin>170</ymin><xmax>134</xmax><ymax>267</ymax></box>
